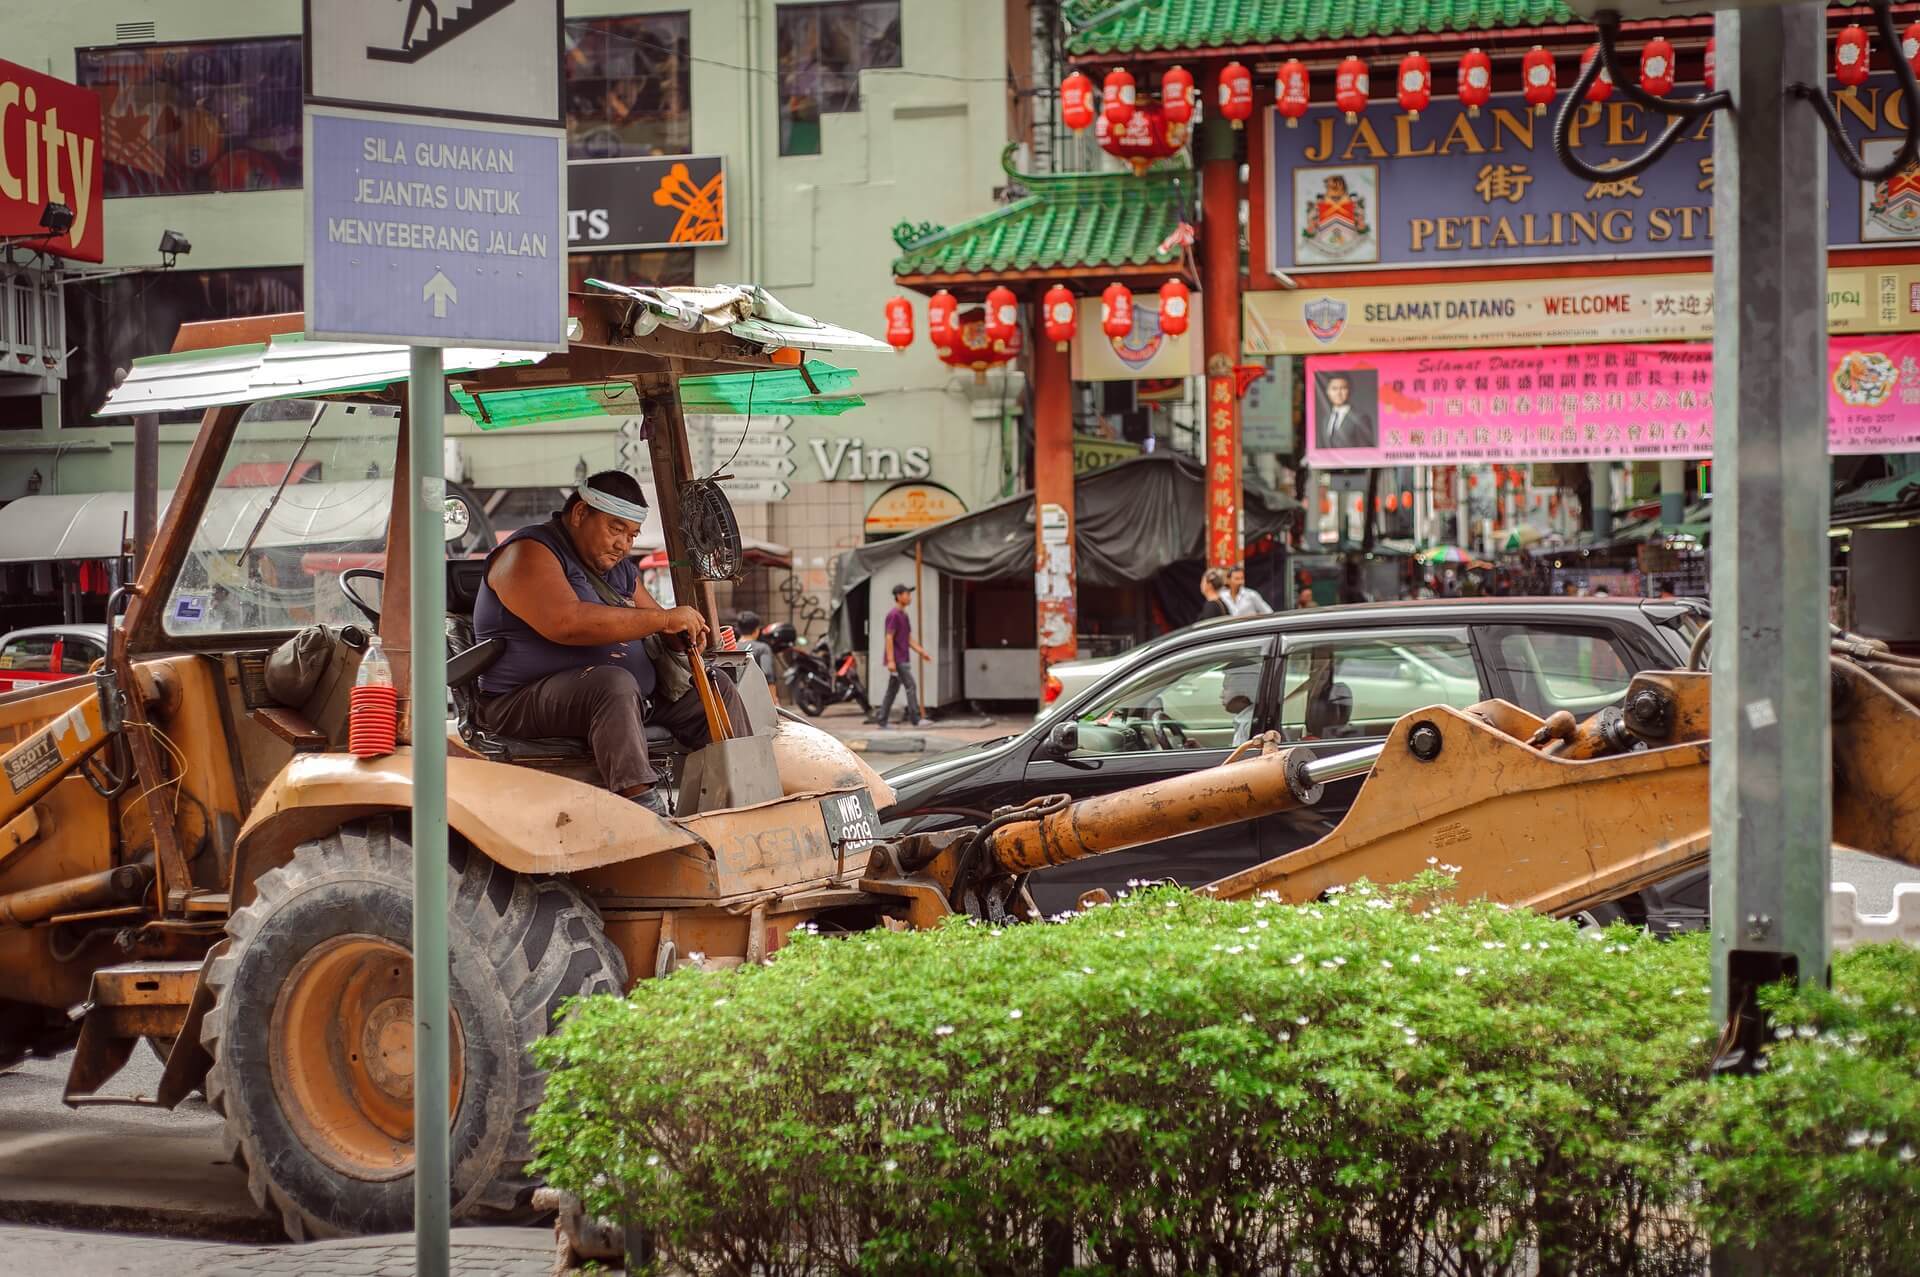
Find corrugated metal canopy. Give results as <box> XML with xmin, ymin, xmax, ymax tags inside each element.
<box><xmin>0</xmin><ymin>480</ymin><xmax>392</xmax><ymax>564</ymax></box>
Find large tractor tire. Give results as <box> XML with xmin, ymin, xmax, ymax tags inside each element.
<box><xmin>201</xmin><ymin>817</ymin><xmax>625</xmax><ymax>1240</ymax></box>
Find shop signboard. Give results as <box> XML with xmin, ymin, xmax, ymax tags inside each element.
<box><xmin>1071</xmin><ymin>435</ymin><xmax>1141</xmax><ymax>474</ymax></box>
<box><xmin>1240</xmin><ymin>357</ymin><xmax>1294</xmax><ymax>452</ymax></box>
<box><xmin>568</xmin><ymin>155</ymin><xmax>726</xmax><ymax>251</ymax></box>
<box><xmin>864</xmin><ymin>482</ymin><xmax>967</xmax><ymax>536</ymax></box>
<box><xmin>0</xmin><ymin>58</ymin><xmax>104</xmax><ymax>262</ymax></box>
<box><xmin>1305</xmin><ymin>337</ymin><xmax>1920</xmax><ymax>468</ymax></box>
<box><xmin>1264</xmin><ymin>74</ymin><xmax>1919</xmax><ymax>272</ymax></box>
<box><xmin>1246</xmin><ymin>265</ymin><xmax>1920</xmax><ymax>355</ymax></box>
<box><xmin>1072</xmin><ymin>295</ymin><xmax>1204</xmax><ymax>381</ymax></box>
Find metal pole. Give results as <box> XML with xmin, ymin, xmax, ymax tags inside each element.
<box><xmin>131</xmin><ymin>414</ymin><xmax>158</xmax><ymax>572</ymax></box>
<box><xmin>1709</xmin><ymin>0</ymin><xmax>1831</xmax><ymax>1103</ymax></box>
<box><xmin>408</xmin><ymin>345</ymin><xmax>451</xmax><ymax>1277</ymax></box>
<box><xmin>1659</xmin><ymin>459</ymin><xmax>1687</xmax><ymax>528</ymax></box>
<box><xmin>1453</xmin><ymin>465</ymin><xmax>1468</xmax><ymax>547</ymax></box>
<box><xmin>1589</xmin><ymin>461</ymin><xmax>1613</xmax><ymax>541</ymax></box>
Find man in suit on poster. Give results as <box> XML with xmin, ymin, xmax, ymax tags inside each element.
<box><xmin>1316</xmin><ymin>371</ymin><xmax>1377</xmax><ymax>450</ymax></box>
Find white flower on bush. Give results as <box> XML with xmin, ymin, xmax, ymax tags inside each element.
<box><xmin>1008</xmin><ymin>1009</ymin><xmax>1023</xmax><ymax>1020</ymax></box>
<box><xmin>1847</xmin><ymin>1130</ymin><xmax>1871</xmax><ymax>1148</ymax></box>
<box><xmin>1081</xmin><ymin>966</ymin><xmax>1095</xmax><ymax>975</ymax></box>
<box><xmin>1295</xmin><ymin>1015</ymin><xmax>1310</xmax><ymax>1026</ymax></box>
<box><xmin>1409</xmin><ymin>953</ymin><xmax>1421</xmax><ymax>964</ymax></box>
<box><xmin>1036</xmin><ymin>1105</ymin><xmax>1053</xmax><ymax>1116</ymax></box>
<box><xmin>1241</xmin><ymin>1013</ymin><xmax>1256</xmax><ymax>1024</ymax></box>
<box><xmin>883</xmin><ymin>1159</ymin><xmax>899</xmax><ymax>1173</ymax></box>
<box><xmin>1427</xmin><ymin>856</ymin><xmax>1439</xmax><ymax>865</ymax></box>
<box><xmin>1900</xmin><ymin>1145</ymin><xmax>1916</xmax><ymax>1163</ymax></box>
<box><xmin>1289</xmin><ymin>953</ymin><xmax>1305</xmax><ymax>966</ymax></box>
<box><xmin>1381</xmin><ymin>960</ymin><xmax>1394</xmax><ymax>970</ymax></box>
<box><xmin>1454</xmin><ymin>966</ymin><xmax>1472</xmax><ymax>978</ymax></box>
<box><xmin>647</xmin><ymin>1154</ymin><xmax>661</xmax><ymax>1167</ymax></box>
<box><xmin>935</xmin><ymin>1024</ymin><xmax>955</xmax><ymax>1037</ymax></box>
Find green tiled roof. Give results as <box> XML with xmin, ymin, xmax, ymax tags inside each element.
<box><xmin>892</xmin><ymin>145</ymin><xmax>1189</xmax><ymax>280</ymax></box>
<box><xmin>1066</xmin><ymin>0</ymin><xmax>1578</xmax><ymax>56</ymax></box>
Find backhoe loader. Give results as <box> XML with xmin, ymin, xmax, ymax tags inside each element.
<box><xmin>1</xmin><ymin>285</ymin><xmax>1915</xmax><ymax>1242</ymax></box>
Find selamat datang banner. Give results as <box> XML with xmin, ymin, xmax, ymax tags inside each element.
<box><xmin>1305</xmin><ymin>337</ymin><xmax>1920</xmax><ymax>468</ymax></box>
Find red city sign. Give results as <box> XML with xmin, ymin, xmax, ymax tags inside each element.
<box><xmin>0</xmin><ymin>59</ymin><xmax>104</xmax><ymax>262</ymax></box>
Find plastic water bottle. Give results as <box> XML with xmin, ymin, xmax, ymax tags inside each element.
<box><xmin>349</xmin><ymin>636</ymin><xmax>398</xmax><ymax>758</ymax></box>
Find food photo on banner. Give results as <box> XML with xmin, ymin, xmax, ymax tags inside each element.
<box><xmin>1304</xmin><ymin>336</ymin><xmax>1920</xmax><ymax>468</ymax></box>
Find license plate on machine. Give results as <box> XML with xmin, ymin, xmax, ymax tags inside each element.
<box><xmin>820</xmin><ymin>790</ymin><xmax>880</xmax><ymax>849</ymax></box>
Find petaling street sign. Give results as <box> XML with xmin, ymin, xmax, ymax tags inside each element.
<box><xmin>1303</xmin><ymin>337</ymin><xmax>1920</xmax><ymax>469</ymax></box>
<box><xmin>1245</xmin><ymin>265</ymin><xmax>1920</xmax><ymax>355</ymax></box>
<box><xmin>1263</xmin><ymin>73</ymin><xmax>1920</xmax><ymax>272</ymax></box>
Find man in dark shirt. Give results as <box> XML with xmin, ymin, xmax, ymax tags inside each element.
<box><xmin>736</xmin><ymin>610</ymin><xmax>779</xmax><ymax>705</ymax></box>
<box><xmin>875</xmin><ymin>583</ymin><xmax>932</xmax><ymax>729</ymax></box>
<box><xmin>472</xmin><ymin>470</ymin><xmax>742</xmax><ymax>816</ymax></box>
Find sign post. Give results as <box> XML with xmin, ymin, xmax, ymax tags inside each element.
<box><xmin>301</xmin><ymin>6</ymin><xmax>566</xmax><ymax>1274</ymax></box>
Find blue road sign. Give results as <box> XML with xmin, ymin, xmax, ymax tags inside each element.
<box><xmin>305</xmin><ymin>105</ymin><xmax>566</xmax><ymax>351</ymax></box>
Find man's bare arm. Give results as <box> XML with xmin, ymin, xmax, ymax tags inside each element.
<box><xmin>488</xmin><ymin>542</ymin><xmax>707</xmax><ymax>646</ymax></box>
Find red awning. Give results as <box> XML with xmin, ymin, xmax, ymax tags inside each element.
<box><xmin>222</xmin><ymin>460</ymin><xmax>319</xmax><ymax>487</ymax></box>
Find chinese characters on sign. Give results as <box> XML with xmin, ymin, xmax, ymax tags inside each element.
<box><xmin>1206</xmin><ymin>368</ymin><xmax>1242</xmax><ymax>568</ymax></box>
<box><xmin>1305</xmin><ymin>336</ymin><xmax>1920</xmax><ymax>468</ymax></box>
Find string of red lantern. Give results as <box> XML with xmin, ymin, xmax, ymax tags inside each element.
<box><xmin>1042</xmin><ymin>285</ymin><xmax>1076</xmax><ymax>350</ymax></box>
<box><xmin>1522</xmin><ymin>46</ymin><xmax>1556</xmax><ymax>115</ymax></box>
<box><xmin>1158</xmin><ymin>279</ymin><xmax>1191</xmax><ymax>336</ymax></box>
<box><xmin>1101</xmin><ymin>282</ymin><xmax>1133</xmax><ymax>338</ymax></box>
<box><xmin>1218</xmin><ymin>60</ymin><xmax>1253</xmax><ymax>127</ymax></box>
<box><xmin>1397</xmin><ymin>52</ymin><xmax>1430</xmax><ymax>119</ymax></box>
<box><xmin>883</xmin><ymin>297</ymin><xmax>913</xmax><ymax>351</ymax></box>
<box><xmin>984</xmin><ymin>284</ymin><xmax>1018</xmax><ymax>344</ymax></box>
<box><xmin>1836</xmin><ymin>24</ymin><xmax>1871</xmax><ymax>88</ymax></box>
<box><xmin>1162</xmin><ymin>65</ymin><xmax>1194</xmax><ymax>123</ymax></box>
<box><xmin>928</xmin><ymin>289</ymin><xmax>957</xmax><ymax>351</ymax></box>
<box><xmin>1641</xmin><ymin>35</ymin><xmax>1676</xmax><ymax>96</ymax></box>
<box><xmin>1458</xmin><ymin>48</ymin><xmax>1492</xmax><ymax>116</ymax></box>
<box><xmin>1335</xmin><ymin>55</ymin><xmax>1369</xmax><ymax>122</ymax></box>
<box><xmin>1276</xmin><ymin>58</ymin><xmax>1310</xmax><ymax>127</ymax></box>
<box><xmin>1061</xmin><ymin>70</ymin><xmax>1094</xmax><ymax>131</ymax></box>
<box><xmin>1581</xmin><ymin>44</ymin><xmax>1613</xmax><ymax>102</ymax></box>
<box><xmin>1103</xmin><ymin>66</ymin><xmax>1135</xmax><ymax>125</ymax></box>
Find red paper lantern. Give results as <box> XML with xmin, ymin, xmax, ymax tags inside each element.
<box><xmin>1094</xmin><ymin>101</ymin><xmax>1187</xmax><ymax>176</ymax></box>
<box><xmin>1458</xmin><ymin>48</ymin><xmax>1493</xmax><ymax>117</ymax></box>
<box><xmin>1276</xmin><ymin>59</ymin><xmax>1311</xmax><ymax>128</ymax></box>
<box><xmin>1385</xmin><ymin>493</ymin><xmax>1399</xmax><ymax>513</ymax></box>
<box><xmin>927</xmin><ymin>289</ymin><xmax>958</xmax><ymax>350</ymax></box>
<box><xmin>1320</xmin><ymin>495</ymin><xmax>1333</xmax><ymax>516</ymax></box>
<box><xmin>1836</xmin><ymin>25</ymin><xmax>1871</xmax><ymax>88</ymax></box>
<box><xmin>1102</xmin><ymin>66</ymin><xmax>1136</xmax><ymax>126</ymax></box>
<box><xmin>1335</xmin><ymin>56</ymin><xmax>1370</xmax><ymax>122</ymax></box>
<box><xmin>1161</xmin><ymin>64</ymin><xmax>1195</xmax><ymax>124</ymax></box>
<box><xmin>984</xmin><ymin>284</ymin><xmax>1018</xmax><ymax>344</ymax></box>
<box><xmin>1042</xmin><ymin>284</ymin><xmax>1076</xmax><ymax>350</ymax></box>
<box><xmin>1905</xmin><ymin>23</ymin><xmax>1920</xmax><ymax>67</ymax></box>
<box><xmin>1397</xmin><ymin>52</ymin><xmax>1431</xmax><ymax>118</ymax></box>
<box><xmin>1522</xmin><ymin>46</ymin><xmax>1557</xmax><ymax>115</ymax></box>
<box><xmin>937</xmin><ymin>307</ymin><xmax>1019</xmax><ymax>376</ymax></box>
<box><xmin>1061</xmin><ymin>70</ymin><xmax>1095</xmax><ymax>132</ymax></box>
<box><xmin>1157</xmin><ymin>278</ymin><xmax>1191</xmax><ymax>336</ymax></box>
<box><xmin>1101</xmin><ymin>282</ymin><xmax>1133</xmax><ymax>338</ymax></box>
<box><xmin>1704</xmin><ymin>37</ymin><xmax>1716</xmax><ymax>90</ymax></box>
<box><xmin>1581</xmin><ymin>44</ymin><xmax>1614</xmax><ymax>102</ymax></box>
<box><xmin>1640</xmin><ymin>36</ymin><xmax>1676</xmax><ymax>96</ymax></box>
<box><xmin>883</xmin><ymin>296</ymin><xmax>913</xmax><ymax>350</ymax></box>
<box><xmin>1217</xmin><ymin>61</ymin><xmax>1253</xmax><ymax>127</ymax></box>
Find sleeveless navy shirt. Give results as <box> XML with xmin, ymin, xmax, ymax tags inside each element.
<box><xmin>473</xmin><ymin>518</ymin><xmax>656</xmax><ymax>699</ymax></box>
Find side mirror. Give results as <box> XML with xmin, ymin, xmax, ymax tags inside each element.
<box><xmin>1046</xmin><ymin>719</ymin><xmax>1079</xmax><ymax>757</ymax></box>
<box><xmin>443</xmin><ymin>496</ymin><xmax>472</xmax><ymax>542</ymax></box>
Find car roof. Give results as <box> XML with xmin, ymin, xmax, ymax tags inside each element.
<box><xmin>0</xmin><ymin>624</ymin><xmax>110</xmax><ymax>643</ymax></box>
<box><xmin>1117</xmin><ymin>596</ymin><xmax>1701</xmax><ymax>662</ymax></box>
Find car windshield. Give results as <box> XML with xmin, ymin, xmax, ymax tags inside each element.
<box><xmin>163</xmin><ymin>400</ymin><xmax>400</xmax><ymax>637</ymax></box>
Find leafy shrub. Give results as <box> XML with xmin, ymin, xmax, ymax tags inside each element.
<box><xmin>1675</xmin><ymin>942</ymin><xmax>1920</xmax><ymax>1276</ymax></box>
<box><xmin>534</xmin><ymin>876</ymin><xmax>1728</xmax><ymax>1275</ymax></box>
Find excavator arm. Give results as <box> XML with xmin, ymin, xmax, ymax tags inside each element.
<box><xmin>953</xmin><ymin>649</ymin><xmax>1920</xmax><ymax>919</ymax></box>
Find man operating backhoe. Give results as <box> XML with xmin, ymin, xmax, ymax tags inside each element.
<box><xmin>473</xmin><ymin>470</ymin><xmax>744</xmax><ymax>816</ymax></box>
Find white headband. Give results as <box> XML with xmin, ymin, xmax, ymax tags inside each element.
<box><xmin>576</xmin><ymin>483</ymin><xmax>649</xmax><ymax>523</ymax></box>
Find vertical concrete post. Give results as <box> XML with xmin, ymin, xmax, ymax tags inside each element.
<box><xmin>1660</xmin><ymin>458</ymin><xmax>1687</xmax><ymax>526</ymax></box>
<box><xmin>1031</xmin><ymin>300</ymin><xmax>1077</xmax><ymax>687</ymax></box>
<box><xmin>1709</xmin><ymin>0</ymin><xmax>1831</xmax><ymax>1045</ymax></box>
<box><xmin>1589</xmin><ymin>461</ymin><xmax>1614</xmax><ymax>541</ymax></box>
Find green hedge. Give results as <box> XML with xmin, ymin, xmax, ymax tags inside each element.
<box><xmin>530</xmin><ymin>877</ymin><xmax>1920</xmax><ymax>1276</ymax></box>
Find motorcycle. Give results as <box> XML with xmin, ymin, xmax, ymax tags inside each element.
<box><xmin>767</xmin><ymin>624</ymin><xmax>870</xmax><ymax>718</ymax></box>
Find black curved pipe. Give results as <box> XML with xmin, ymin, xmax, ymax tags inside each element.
<box><xmin>1790</xmin><ymin>0</ymin><xmax>1920</xmax><ymax>184</ymax></box>
<box><xmin>1550</xmin><ymin>11</ymin><xmax>1731</xmax><ymax>184</ymax></box>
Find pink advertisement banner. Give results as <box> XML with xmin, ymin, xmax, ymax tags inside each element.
<box><xmin>1305</xmin><ymin>337</ymin><xmax>1920</xmax><ymax>468</ymax></box>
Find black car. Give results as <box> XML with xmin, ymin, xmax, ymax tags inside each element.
<box><xmin>882</xmin><ymin>597</ymin><xmax>1710</xmax><ymax>924</ymax></box>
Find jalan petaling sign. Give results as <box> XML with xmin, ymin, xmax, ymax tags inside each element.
<box><xmin>1265</xmin><ymin>73</ymin><xmax>1920</xmax><ymax>271</ymax></box>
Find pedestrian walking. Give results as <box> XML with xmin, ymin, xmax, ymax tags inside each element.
<box><xmin>1198</xmin><ymin>567</ymin><xmax>1231</xmax><ymax>621</ymax></box>
<box><xmin>875</xmin><ymin>583</ymin><xmax>933</xmax><ymax>728</ymax></box>
<box><xmin>1223</xmin><ymin>564</ymin><xmax>1273</xmax><ymax>616</ymax></box>
<box><xmin>735</xmin><ymin>610</ymin><xmax>779</xmax><ymax>705</ymax></box>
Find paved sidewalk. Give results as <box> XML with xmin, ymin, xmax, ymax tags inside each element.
<box><xmin>0</xmin><ymin>1223</ymin><xmax>556</xmax><ymax>1277</ymax></box>
<box><xmin>801</xmin><ymin>700</ymin><xmax>1020</xmax><ymax>757</ymax></box>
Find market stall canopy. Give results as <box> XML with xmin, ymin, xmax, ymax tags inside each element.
<box><xmin>96</xmin><ymin>283</ymin><xmax>889</xmax><ymax>419</ymax></box>
<box><xmin>832</xmin><ymin>453</ymin><xmax>1298</xmax><ymax>609</ymax></box>
<box><xmin>0</xmin><ymin>479</ymin><xmax>391</xmax><ymax>564</ymax></box>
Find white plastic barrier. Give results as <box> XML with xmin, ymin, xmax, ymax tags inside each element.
<box><xmin>1830</xmin><ymin>883</ymin><xmax>1920</xmax><ymax>951</ymax></box>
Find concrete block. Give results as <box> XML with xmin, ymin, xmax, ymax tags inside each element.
<box><xmin>1830</xmin><ymin>882</ymin><xmax>1920</xmax><ymax>950</ymax></box>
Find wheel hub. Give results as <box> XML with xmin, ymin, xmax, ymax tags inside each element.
<box><xmin>269</xmin><ymin>936</ymin><xmax>464</xmax><ymax>1182</ymax></box>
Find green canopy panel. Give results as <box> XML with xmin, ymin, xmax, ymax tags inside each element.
<box><xmin>453</xmin><ymin>361</ymin><xmax>865</xmax><ymax>430</ymax></box>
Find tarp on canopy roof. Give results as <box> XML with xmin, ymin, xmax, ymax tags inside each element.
<box><xmin>449</xmin><ymin>361</ymin><xmax>863</xmax><ymax>429</ymax></box>
<box><xmin>829</xmin><ymin>454</ymin><xmax>1298</xmax><ymax>643</ymax></box>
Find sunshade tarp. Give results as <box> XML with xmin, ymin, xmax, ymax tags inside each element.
<box><xmin>450</xmin><ymin>361</ymin><xmax>863</xmax><ymax>429</ymax></box>
<box><xmin>832</xmin><ymin>454</ymin><xmax>1298</xmax><ymax>609</ymax></box>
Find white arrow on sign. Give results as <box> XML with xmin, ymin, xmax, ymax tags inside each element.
<box><xmin>721</xmin><ymin>456</ymin><xmax>797</xmax><ymax>480</ymax></box>
<box><xmin>718</xmin><ymin>478</ymin><xmax>791</xmax><ymax>502</ymax></box>
<box><xmin>423</xmin><ymin>270</ymin><xmax>459</xmax><ymax>318</ymax></box>
<box><xmin>687</xmin><ymin>413</ymin><xmax>793</xmax><ymax>436</ymax></box>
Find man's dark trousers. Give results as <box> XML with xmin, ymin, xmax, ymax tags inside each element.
<box><xmin>876</xmin><ymin>664</ymin><xmax>921</xmax><ymax>727</ymax></box>
<box><xmin>478</xmin><ymin>663</ymin><xmax>745</xmax><ymax>792</ymax></box>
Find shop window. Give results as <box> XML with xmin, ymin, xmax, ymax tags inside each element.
<box><xmin>569</xmin><ymin>250</ymin><xmax>696</xmax><ymax>291</ymax></box>
<box><xmin>76</xmin><ymin>38</ymin><xmax>303</xmax><ymax>196</ymax></box>
<box><xmin>777</xmin><ymin>1</ymin><xmax>903</xmax><ymax>156</ymax></box>
<box><xmin>1071</xmin><ymin>638</ymin><xmax>1270</xmax><ymax>756</ymax></box>
<box><xmin>564</xmin><ymin>12</ymin><xmax>692</xmax><ymax>159</ymax></box>
<box><xmin>1279</xmin><ymin>634</ymin><xmax>1481</xmax><ymax>741</ymax></box>
<box><xmin>63</xmin><ymin>267</ymin><xmax>302</xmax><ymax>428</ymax></box>
<box><xmin>1484</xmin><ymin>625</ymin><xmax>1636</xmax><ymax>719</ymax></box>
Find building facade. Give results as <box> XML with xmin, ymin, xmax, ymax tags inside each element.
<box><xmin>1</xmin><ymin>0</ymin><xmax>1019</xmax><ymax>625</ymax></box>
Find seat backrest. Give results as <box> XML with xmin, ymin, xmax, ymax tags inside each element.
<box><xmin>447</xmin><ymin>557</ymin><xmax>489</xmax><ymax>616</ymax></box>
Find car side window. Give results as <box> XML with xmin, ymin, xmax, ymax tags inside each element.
<box><xmin>60</xmin><ymin>638</ymin><xmax>103</xmax><ymax>674</ymax></box>
<box><xmin>1279</xmin><ymin>634</ymin><xmax>1480</xmax><ymax>741</ymax></box>
<box><xmin>1485</xmin><ymin>625</ymin><xmax>1636</xmax><ymax>718</ymax></box>
<box><xmin>1070</xmin><ymin>639</ymin><xmax>1270</xmax><ymax>756</ymax></box>
<box><xmin>0</xmin><ymin>637</ymin><xmax>57</xmax><ymax>672</ymax></box>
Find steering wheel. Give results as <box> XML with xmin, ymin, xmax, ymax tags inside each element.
<box><xmin>1150</xmin><ymin>709</ymin><xmax>1190</xmax><ymax>750</ymax></box>
<box><xmin>339</xmin><ymin>568</ymin><xmax>384</xmax><ymax>627</ymax></box>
